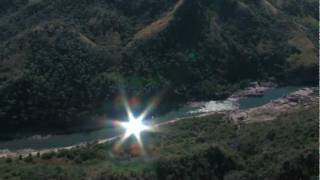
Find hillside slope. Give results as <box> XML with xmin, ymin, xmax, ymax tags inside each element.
<box><xmin>0</xmin><ymin>0</ymin><xmax>318</xmax><ymax>133</ymax></box>
<box><xmin>127</xmin><ymin>0</ymin><xmax>185</xmax><ymax>47</ymax></box>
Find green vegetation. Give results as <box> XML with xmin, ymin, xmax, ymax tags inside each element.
<box><xmin>0</xmin><ymin>0</ymin><xmax>318</xmax><ymax>132</ymax></box>
<box><xmin>0</xmin><ymin>0</ymin><xmax>176</xmax><ymax>133</ymax></box>
<box><xmin>0</xmin><ymin>106</ymin><xmax>318</xmax><ymax>179</ymax></box>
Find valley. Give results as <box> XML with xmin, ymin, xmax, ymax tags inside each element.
<box><xmin>0</xmin><ymin>0</ymin><xmax>318</xmax><ymax>179</ymax></box>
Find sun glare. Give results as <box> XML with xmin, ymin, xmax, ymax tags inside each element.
<box><xmin>113</xmin><ymin>95</ymin><xmax>159</xmax><ymax>153</ymax></box>
<box><xmin>120</xmin><ymin>113</ymin><xmax>151</xmax><ymax>142</ymax></box>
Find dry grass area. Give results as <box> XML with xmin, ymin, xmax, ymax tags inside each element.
<box><xmin>128</xmin><ymin>0</ymin><xmax>184</xmax><ymax>45</ymax></box>
<box><xmin>288</xmin><ymin>32</ymin><xmax>317</xmax><ymax>65</ymax></box>
<box><xmin>79</xmin><ymin>33</ymin><xmax>97</xmax><ymax>47</ymax></box>
<box><xmin>261</xmin><ymin>0</ymin><xmax>279</xmax><ymax>15</ymax></box>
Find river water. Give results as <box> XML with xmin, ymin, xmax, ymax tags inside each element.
<box><xmin>0</xmin><ymin>86</ymin><xmax>301</xmax><ymax>151</ymax></box>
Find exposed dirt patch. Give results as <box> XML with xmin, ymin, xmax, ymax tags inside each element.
<box><xmin>126</xmin><ymin>0</ymin><xmax>184</xmax><ymax>48</ymax></box>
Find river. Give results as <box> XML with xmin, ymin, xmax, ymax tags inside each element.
<box><xmin>0</xmin><ymin>86</ymin><xmax>301</xmax><ymax>151</ymax></box>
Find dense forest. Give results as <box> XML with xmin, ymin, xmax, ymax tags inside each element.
<box><xmin>0</xmin><ymin>0</ymin><xmax>318</xmax><ymax>132</ymax></box>
<box><xmin>0</xmin><ymin>105</ymin><xmax>318</xmax><ymax>179</ymax></box>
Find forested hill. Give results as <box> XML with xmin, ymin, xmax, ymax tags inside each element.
<box><xmin>0</xmin><ymin>0</ymin><xmax>318</xmax><ymax>133</ymax></box>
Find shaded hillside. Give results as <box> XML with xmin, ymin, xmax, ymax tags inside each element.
<box><xmin>0</xmin><ymin>0</ymin><xmax>318</xmax><ymax>132</ymax></box>
<box><xmin>122</xmin><ymin>0</ymin><xmax>318</xmax><ymax>100</ymax></box>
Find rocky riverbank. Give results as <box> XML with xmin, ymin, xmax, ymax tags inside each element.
<box><xmin>229</xmin><ymin>87</ymin><xmax>318</xmax><ymax>123</ymax></box>
<box><xmin>229</xmin><ymin>81</ymin><xmax>276</xmax><ymax>99</ymax></box>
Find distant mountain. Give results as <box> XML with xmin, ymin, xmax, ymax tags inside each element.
<box><xmin>0</xmin><ymin>0</ymin><xmax>318</xmax><ymax>132</ymax></box>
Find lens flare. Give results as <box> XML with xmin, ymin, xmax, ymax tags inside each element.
<box><xmin>120</xmin><ymin>113</ymin><xmax>151</xmax><ymax>144</ymax></box>
<box><xmin>113</xmin><ymin>95</ymin><xmax>159</xmax><ymax>154</ymax></box>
